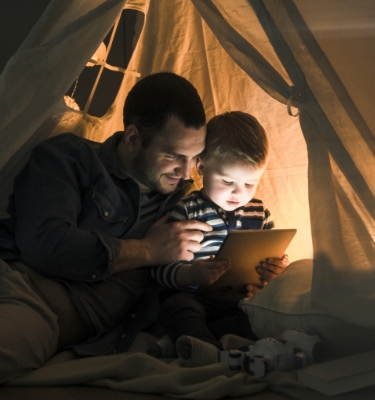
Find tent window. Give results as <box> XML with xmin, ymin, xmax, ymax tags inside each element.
<box><xmin>65</xmin><ymin>9</ymin><xmax>138</xmax><ymax>118</ymax></box>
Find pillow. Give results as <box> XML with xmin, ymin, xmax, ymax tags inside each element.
<box><xmin>239</xmin><ymin>259</ymin><xmax>375</xmax><ymax>357</ymax></box>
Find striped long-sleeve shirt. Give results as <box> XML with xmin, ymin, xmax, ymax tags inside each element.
<box><xmin>152</xmin><ymin>190</ymin><xmax>274</xmax><ymax>289</ymax></box>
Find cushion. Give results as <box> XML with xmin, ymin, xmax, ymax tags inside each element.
<box><xmin>239</xmin><ymin>259</ymin><xmax>375</xmax><ymax>357</ymax></box>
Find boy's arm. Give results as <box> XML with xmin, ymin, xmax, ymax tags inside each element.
<box><xmin>175</xmin><ymin>258</ymin><xmax>230</xmax><ymax>287</ymax></box>
<box><xmin>262</xmin><ymin>208</ymin><xmax>275</xmax><ymax>229</ymax></box>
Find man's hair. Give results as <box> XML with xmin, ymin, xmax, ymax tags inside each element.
<box><xmin>124</xmin><ymin>72</ymin><xmax>206</xmax><ymax>147</ymax></box>
<box><xmin>203</xmin><ymin>111</ymin><xmax>268</xmax><ymax>167</ymax></box>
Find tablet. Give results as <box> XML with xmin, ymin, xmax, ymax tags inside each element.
<box><xmin>200</xmin><ymin>229</ymin><xmax>297</xmax><ymax>292</ymax></box>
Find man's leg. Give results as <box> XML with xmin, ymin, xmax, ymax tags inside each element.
<box><xmin>0</xmin><ymin>259</ymin><xmax>60</xmax><ymax>384</ymax></box>
<box><xmin>67</xmin><ymin>267</ymin><xmax>153</xmax><ymax>337</ymax></box>
<box><xmin>8</xmin><ymin>260</ymin><xmax>90</xmax><ymax>350</ymax></box>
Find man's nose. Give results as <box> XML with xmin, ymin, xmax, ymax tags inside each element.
<box><xmin>177</xmin><ymin>159</ymin><xmax>191</xmax><ymax>180</ymax></box>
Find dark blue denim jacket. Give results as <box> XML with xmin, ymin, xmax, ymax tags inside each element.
<box><xmin>0</xmin><ymin>131</ymin><xmax>192</xmax><ymax>354</ymax></box>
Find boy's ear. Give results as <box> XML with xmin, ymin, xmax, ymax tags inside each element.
<box><xmin>123</xmin><ymin>125</ymin><xmax>142</xmax><ymax>151</ymax></box>
<box><xmin>196</xmin><ymin>157</ymin><xmax>205</xmax><ymax>177</ymax></box>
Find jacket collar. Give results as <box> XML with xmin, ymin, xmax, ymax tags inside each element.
<box><xmin>97</xmin><ymin>131</ymin><xmax>128</xmax><ymax>179</ymax></box>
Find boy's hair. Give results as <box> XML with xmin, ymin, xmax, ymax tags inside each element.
<box><xmin>203</xmin><ymin>111</ymin><xmax>268</xmax><ymax>167</ymax></box>
<box><xmin>124</xmin><ymin>72</ymin><xmax>206</xmax><ymax>147</ymax></box>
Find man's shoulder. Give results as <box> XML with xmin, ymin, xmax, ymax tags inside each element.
<box><xmin>36</xmin><ymin>133</ymin><xmax>99</xmax><ymax>150</ymax></box>
<box><xmin>31</xmin><ymin>133</ymin><xmax>103</xmax><ymax>162</ymax></box>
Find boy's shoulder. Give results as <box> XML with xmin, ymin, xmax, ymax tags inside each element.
<box><xmin>247</xmin><ymin>197</ymin><xmax>263</xmax><ymax>204</ymax></box>
<box><xmin>242</xmin><ymin>198</ymin><xmax>265</xmax><ymax>208</ymax></box>
<box><xmin>179</xmin><ymin>189</ymin><xmax>218</xmax><ymax>215</ymax></box>
<box><xmin>181</xmin><ymin>189</ymin><xmax>205</xmax><ymax>204</ymax></box>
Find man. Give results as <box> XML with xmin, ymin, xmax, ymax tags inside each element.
<box><xmin>0</xmin><ymin>72</ymin><xmax>228</xmax><ymax>383</ymax></box>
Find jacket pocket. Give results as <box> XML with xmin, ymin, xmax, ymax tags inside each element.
<box><xmin>91</xmin><ymin>188</ymin><xmax>129</xmax><ymax>224</ymax></box>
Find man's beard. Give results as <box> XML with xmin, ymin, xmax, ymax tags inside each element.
<box><xmin>132</xmin><ymin>150</ymin><xmax>178</xmax><ymax>194</ymax></box>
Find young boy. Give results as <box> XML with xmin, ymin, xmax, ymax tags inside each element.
<box><xmin>150</xmin><ymin>111</ymin><xmax>289</xmax><ymax>367</ymax></box>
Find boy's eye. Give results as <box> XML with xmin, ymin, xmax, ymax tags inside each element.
<box><xmin>245</xmin><ymin>184</ymin><xmax>255</xmax><ymax>188</ymax></box>
<box><xmin>223</xmin><ymin>180</ymin><xmax>233</xmax><ymax>185</ymax></box>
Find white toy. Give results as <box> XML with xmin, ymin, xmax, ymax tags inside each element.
<box><xmin>221</xmin><ymin>328</ymin><xmax>324</xmax><ymax>377</ymax></box>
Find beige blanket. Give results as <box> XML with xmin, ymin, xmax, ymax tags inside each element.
<box><xmin>7</xmin><ymin>333</ymin><xmax>374</xmax><ymax>400</ymax></box>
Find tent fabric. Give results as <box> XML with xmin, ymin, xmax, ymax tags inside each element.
<box><xmin>192</xmin><ymin>0</ymin><xmax>375</xmax><ymax>327</ymax></box>
<box><xmin>0</xmin><ymin>0</ymin><xmax>147</xmax><ymax>216</ymax></box>
<box><xmin>0</xmin><ymin>0</ymin><xmax>375</xmax><ymax>389</ymax></box>
<box><xmin>0</xmin><ymin>0</ymin><xmax>310</xmax><ymax>258</ymax></box>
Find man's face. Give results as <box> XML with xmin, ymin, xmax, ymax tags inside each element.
<box><xmin>198</xmin><ymin>159</ymin><xmax>266</xmax><ymax>211</ymax></box>
<box><xmin>133</xmin><ymin>116</ymin><xmax>206</xmax><ymax>194</ymax></box>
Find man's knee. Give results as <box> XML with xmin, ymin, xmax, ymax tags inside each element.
<box><xmin>0</xmin><ymin>260</ymin><xmax>59</xmax><ymax>384</ymax></box>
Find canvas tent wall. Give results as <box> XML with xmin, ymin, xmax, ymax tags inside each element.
<box><xmin>0</xmin><ymin>0</ymin><xmax>374</xmax><ymax>330</ymax></box>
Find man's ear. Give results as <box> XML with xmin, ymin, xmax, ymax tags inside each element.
<box><xmin>123</xmin><ymin>125</ymin><xmax>142</xmax><ymax>151</ymax></box>
<box><xmin>196</xmin><ymin>157</ymin><xmax>205</xmax><ymax>177</ymax></box>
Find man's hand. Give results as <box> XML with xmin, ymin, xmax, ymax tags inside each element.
<box><xmin>177</xmin><ymin>256</ymin><xmax>230</xmax><ymax>287</ymax></box>
<box><xmin>142</xmin><ymin>214</ymin><xmax>212</xmax><ymax>265</ymax></box>
<box><xmin>113</xmin><ymin>215</ymin><xmax>212</xmax><ymax>273</ymax></box>
<box><xmin>246</xmin><ymin>254</ymin><xmax>289</xmax><ymax>298</ymax></box>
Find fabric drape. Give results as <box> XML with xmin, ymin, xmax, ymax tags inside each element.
<box><xmin>192</xmin><ymin>0</ymin><xmax>375</xmax><ymax>327</ymax></box>
<box><xmin>0</xmin><ymin>0</ymin><xmax>152</xmax><ymax>215</ymax></box>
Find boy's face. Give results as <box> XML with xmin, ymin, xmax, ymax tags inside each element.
<box><xmin>197</xmin><ymin>158</ymin><xmax>266</xmax><ymax>211</ymax></box>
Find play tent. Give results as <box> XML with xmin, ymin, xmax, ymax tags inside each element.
<box><xmin>0</xmin><ymin>0</ymin><xmax>375</xmax><ymax>398</ymax></box>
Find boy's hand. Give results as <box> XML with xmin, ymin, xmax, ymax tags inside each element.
<box><xmin>176</xmin><ymin>256</ymin><xmax>230</xmax><ymax>287</ymax></box>
<box><xmin>190</xmin><ymin>257</ymin><xmax>230</xmax><ymax>286</ymax></box>
<box><xmin>245</xmin><ymin>254</ymin><xmax>290</xmax><ymax>298</ymax></box>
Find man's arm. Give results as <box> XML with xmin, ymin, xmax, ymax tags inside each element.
<box><xmin>12</xmin><ymin>135</ymin><xmax>117</xmax><ymax>281</ymax></box>
<box><xmin>12</xmin><ymin>135</ymin><xmax>214</xmax><ymax>282</ymax></box>
<box><xmin>112</xmin><ymin>216</ymin><xmax>212</xmax><ymax>273</ymax></box>
<box><xmin>150</xmin><ymin>198</ymin><xmax>229</xmax><ymax>288</ymax></box>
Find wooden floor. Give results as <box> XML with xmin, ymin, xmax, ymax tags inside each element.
<box><xmin>0</xmin><ymin>386</ymin><xmax>290</xmax><ymax>400</ymax></box>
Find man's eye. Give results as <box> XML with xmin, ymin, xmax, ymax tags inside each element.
<box><xmin>165</xmin><ymin>155</ymin><xmax>177</xmax><ymax>159</ymax></box>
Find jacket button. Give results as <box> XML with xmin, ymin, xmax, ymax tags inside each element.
<box><xmin>103</xmin><ymin>211</ymin><xmax>109</xmax><ymax>217</ymax></box>
<box><xmin>92</xmin><ymin>274</ymin><xmax>97</xmax><ymax>279</ymax></box>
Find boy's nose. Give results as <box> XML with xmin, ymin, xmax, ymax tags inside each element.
<box><xmin>231</xmin><ymin>186</ymin><xmax>242</xmax><ymax>195</ymax></box>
